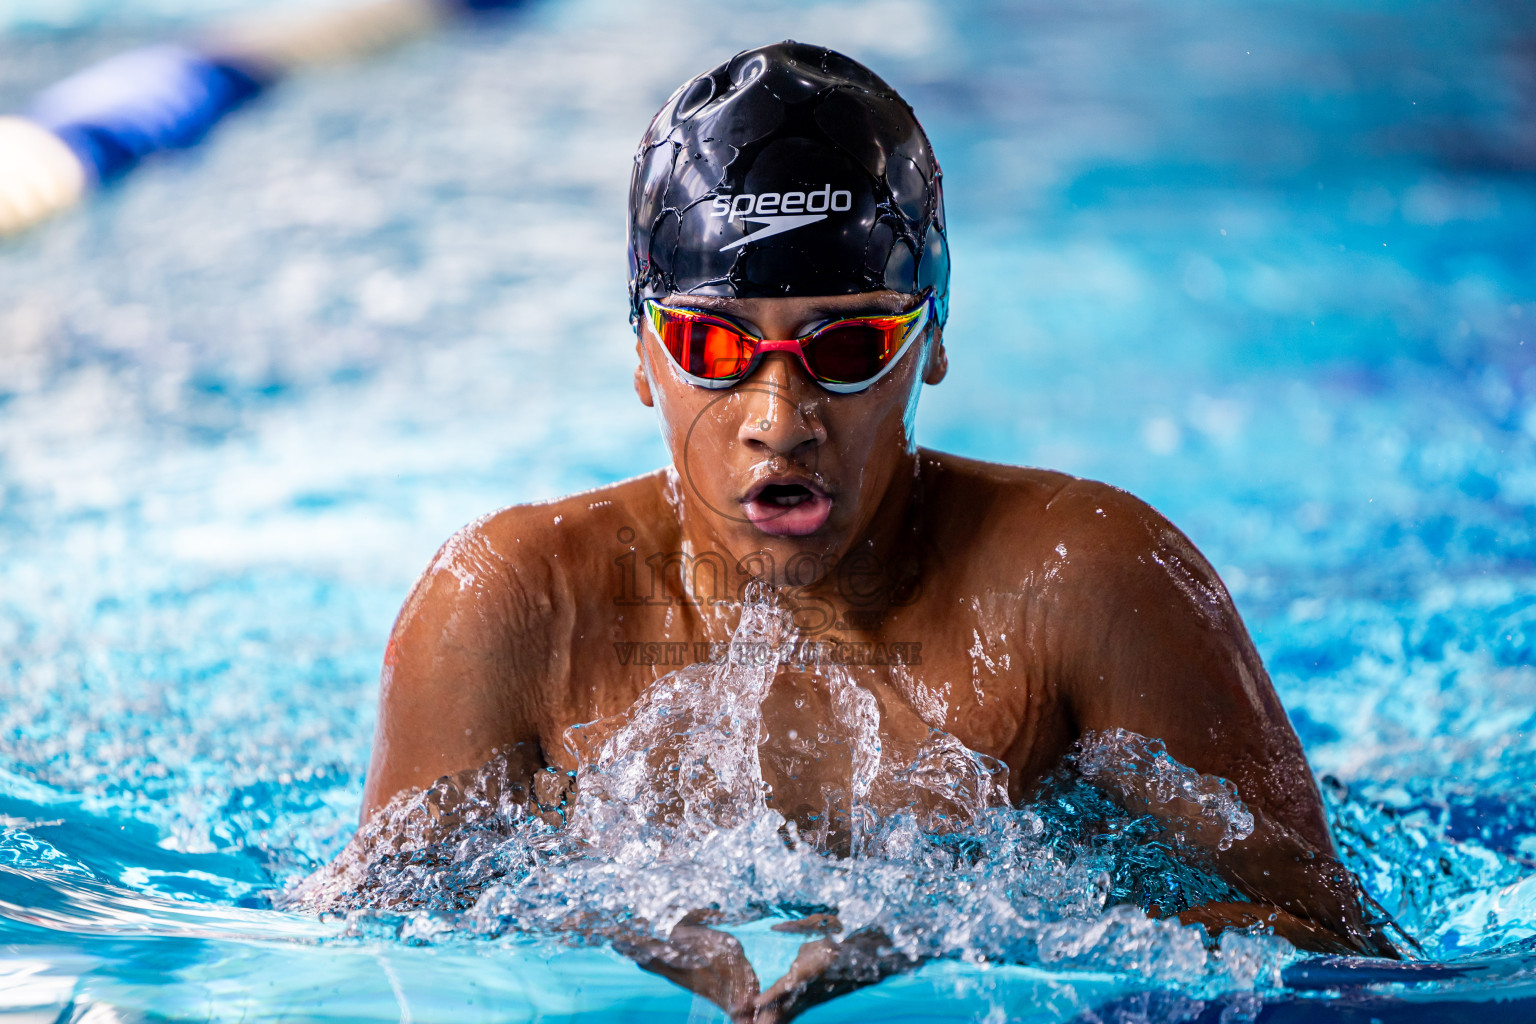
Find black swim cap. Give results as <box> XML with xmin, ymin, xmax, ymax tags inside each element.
<box><xmin>627</xmin><ymin>41</ymin><xmax>949</xmax><ymax>327</ymax></box>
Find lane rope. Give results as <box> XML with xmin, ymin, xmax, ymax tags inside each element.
<box><xmin>0</xmin><ymin>0</ymin><xmax>527</xmax><ymax>237</ymax></box>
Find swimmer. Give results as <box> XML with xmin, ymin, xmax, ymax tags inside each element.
<box><xmin>355</xmin><ymin>41</ymin><xmax>1399</xmax><ymax>1021</ymax></box>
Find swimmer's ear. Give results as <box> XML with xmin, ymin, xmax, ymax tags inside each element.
<box><xmin>923</xmin><ymin>328</ymin><xmax>948</xmax><ymax>385</ymax></box>
<box><xmin>633</xmin><ymin>337</ymin><xmax>656</xmax><ymax>407</ymax></box>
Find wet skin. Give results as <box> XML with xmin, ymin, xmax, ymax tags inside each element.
<box><xmin>359</xmin><ymin>291</ymin><xmax>1399</xmax><ymax>1020</ymax></box>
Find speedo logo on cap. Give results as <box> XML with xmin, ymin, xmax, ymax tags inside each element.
<box><xmin>710</xmin><ymin>184</ymin><xmax>854</xmax><ymax>251</ymax></box>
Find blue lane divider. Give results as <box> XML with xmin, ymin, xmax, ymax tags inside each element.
<box><xmin>1</xmin><ymin>0</ymin><xmax>532</xmax><ymax>234</ymax></box>
<box><xmin>26</xmin><ymin>45</ymin><xmax>271</xmax><ymax>186</ymax></box>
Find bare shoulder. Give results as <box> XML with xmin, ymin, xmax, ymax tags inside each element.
<box><xmin>921</xmin><ymin>449</ymin><xmax>1253</xmax><ymax>700</ymax></box>
<box><xmin>474</xmin><ymin>471</ymin><xmax>668</xmax><ymax>547</ymax></box>
<box><xmin>387</xmin><ymin>468</ymin><xmax>678</xmax><ymax>701</ymax></box>
<box><xmin>921</xmin><ymin>451</ymin><xmax>1215</xmax><ymax>598</ymax></box>
<box><xmin>449</xmin><ymin>471</ymin><xmax>674</xmax><ymax>599</ymax></box>
<box><xmin>362</xmin><ymin>471</ymin><xmax>672</xmax><ymax>816</ymax></box>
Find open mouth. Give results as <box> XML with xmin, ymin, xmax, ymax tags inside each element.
<box><xmin>741</xmin><ymin>478</ymin><xmax>834</xmax><ymax>536</ymax></box>
<box><xmin>759</xmin><ymin>483</ymin><xmax>816</xmax><ymax>507</ymax></box>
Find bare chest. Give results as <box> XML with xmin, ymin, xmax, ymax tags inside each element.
<box><xmin>541</xmin><ymin>587</ymin><xmax>1074</xmax><ymax>804</ymax></box>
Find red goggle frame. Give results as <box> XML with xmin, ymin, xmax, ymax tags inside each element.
<box><xmin>642</xmin><ymin>292</ymin><xmax>933</xmax><ymax>394</ymax></box>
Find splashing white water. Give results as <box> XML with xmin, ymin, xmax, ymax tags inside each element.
<box><xmin>290</xmin><ymin>585</ymin><xmax>1289</xmax><ymax>996</ymax></box>
<box><xmin>565</xmin><ymin>584</ymin><xmax>1009</xmax><ymax>857</ymax></box>
<box><xmin>1075</xmin><ymin>729</ymin><xmax>1256</xmax><ymax>852</ymax></box>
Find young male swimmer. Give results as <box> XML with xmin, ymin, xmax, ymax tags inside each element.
<box><xmin>358</xmin><ymin>41</ymin><xmax>1397</xmax><ymax>1020</ymax></box>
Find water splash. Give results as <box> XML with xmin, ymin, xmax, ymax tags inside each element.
<box><xmin>564</xmin><ymin>584</ymin><xmax>790</xmax><ymax>844</ymax></box>
<box><xmin>1074</xmin><ymin>729</ymin><xmax>1256</xmax><ymax>853</ymax></box>
<box><xmin>289</xmin><ymin>587</ymin><xmax>1290</xmax><ymax>998</ymax></box>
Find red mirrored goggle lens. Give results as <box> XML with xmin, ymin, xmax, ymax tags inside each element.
<box><xmin>652</xmin><ymin>313</ymin><xmax>755</xmax><ymax>380</ymax></box>
<box><xmin>647</xmin><ymin>305</ymin><xmax>923</xmax><ymax>386</ymax></box>
<box><xmin>798</xmin><ymin>318</ymin><xmax>912</xmax><ymax>384</ymax></box>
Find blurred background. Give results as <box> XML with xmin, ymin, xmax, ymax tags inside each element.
<box><xmin>0</xmin><ymin>0</ymin><xmax>1534</xmax><ymax>963</ymax></box>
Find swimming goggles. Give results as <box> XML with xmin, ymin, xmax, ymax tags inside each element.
<box><xmin>642</xmin><ymin>291</ymin><xmax>933</xmax><ymax>394</ymax></box>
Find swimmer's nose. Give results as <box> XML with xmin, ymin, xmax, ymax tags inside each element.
<box><xmin>738</xmin><ymin>352</ymin><xmax>827</xmax><ymax>456</ymax></box>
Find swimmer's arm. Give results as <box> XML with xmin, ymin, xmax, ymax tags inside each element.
<box><xmin>753</xmin><ymin>922</ymin><xmax>921</xmax><ymax>1024</ymax></box>
<box><xmin>1051</xmin><ymin>486</ymin><xmax>1398</xmax><ymax>957</ymax></box>
<box><xmin>618</xmin><ymin>918</ymin><xmax>762</xmax><ymax>1023</ymax></box>
<box><xmin>360</xmin><ymin>516</ymin><xmax>555</xmax><ymax>823</ymax></box>
<box><xmin>1174</xmin><ymin>900</ymin><xmax>1376</xmax><ymax>956</ymax></box>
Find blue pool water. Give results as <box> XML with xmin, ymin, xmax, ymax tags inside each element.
<box><xmin>1</xmin><ymin>0</ymin><xmax>1535</xmax><ymax>1020</ymax></box>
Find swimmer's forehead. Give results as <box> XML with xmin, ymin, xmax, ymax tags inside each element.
<box><xmin>660</xmin><ymin>291</ymin><xmax>916</xmax><ymax>319</ymax></box>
